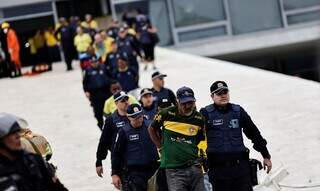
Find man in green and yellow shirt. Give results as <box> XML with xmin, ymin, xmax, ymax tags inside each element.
<box><xmin>149</xmin><ymin>86</ymin><xmax>205</xmax><ymax>191</ymax></box>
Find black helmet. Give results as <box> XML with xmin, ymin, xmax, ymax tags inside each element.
<box><xmin>0</xmin><ymin>113</ymin><xmax>27</xmax><ymax>139</ymax></box>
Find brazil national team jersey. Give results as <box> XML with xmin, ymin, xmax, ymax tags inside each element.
<box><xmin>151</xmin><ymin>106</ymin><xmax>205</xmax><ymax>168</ymax></box>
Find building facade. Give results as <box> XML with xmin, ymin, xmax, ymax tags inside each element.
<box><xmin>111</xmin><ymin>0</ymin><xmax>320</xmax><ymax>81</ymax></box>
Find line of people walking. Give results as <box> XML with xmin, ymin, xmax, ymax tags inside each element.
<box><xmin>94</xmin><ymin>74</ymin><xmax>273</xmax><ymax>191</ymax></box>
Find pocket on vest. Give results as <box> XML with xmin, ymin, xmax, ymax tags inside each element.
<box><xmin>229</xmin><ymin>129</ymin><xmax>242</xmax><ymax>146</ymax></box>
<box><xmin>207</xmin><ymin>131</ymin><xmax>223</xmax><ymax>148</ymax></box>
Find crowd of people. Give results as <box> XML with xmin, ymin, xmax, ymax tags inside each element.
<box><xmin>0</xmin><ymin>9</ymin><xmax>274</xmax><ymax>191</ymax></box>
<box><xmin>0</xmin><ymin>10</ymin><xmax>159</xmax><ymax>78</ymax></box>
<box><xmin>92</xmin><ymin>77</ymin><xmax>273</xmax><ymax>191</ymax></box>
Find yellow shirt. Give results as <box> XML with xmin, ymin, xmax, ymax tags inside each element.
<box><xmin>103</xmin><ymin>95</ymin><xmax>138</xmax><ymax>116</ymax></box>
<box><xmin>28</xmin><ymin>38</ymin><xmax>37</xmax><ymax>54</ymax></box>
<box><xmin>88</xmin><ymin>20</ymin><xmax>98</xmax><ymax>30</ymax></box>
<box><xmin>104</xmin><ymin>37</ymin><xmax>114</xmax><ymax>54</ymax></box>
<box><xmin>74</xmin><ymin>33</ymin><xmax>92</xmax><ymax>52</ymax></box>
<box><xmin>44</xmin><ymin>31</ymin><xmax>58</xmax><ymax>47</ymax></box>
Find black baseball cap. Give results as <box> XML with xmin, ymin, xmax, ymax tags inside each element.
<box><xmin>140</xmin><ymin>88</ymin><xmax>153</xmax><ymax>97</ymax></box>
<box><xmin>176</xmin><ymin>86</ymin><xmax>196</xmax><ymax>104</ymax></box>
<box><xmin>114</xmin><ymin>91</ymin><xmax>129</xmax><ymax>102</ymax></box>
<box><xmin>151</xmin><ymin>71</ymin><xmax>167</xmax><ymax>80</ymax></box>
<box><xmin>127</xmin><ymin>104</ymin><xmax>143</xmax><ymax>118</ymax></box>
<box><xmin>210</xmin><ymin>81</ymin><xmax>228</xmax><ymax>94</ymax></box>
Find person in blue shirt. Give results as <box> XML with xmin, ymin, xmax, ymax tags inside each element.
<box><xmin>139</xmin><ymin>88</ymin><xmax>157</xmax><ymax>126</ymax></box>
<box><xmin>114</xmin><ymin>56</ymin><xmax>139</xmax><ymax>93</ymax></box>
<box><xmin>83</xmin><ymin>59</ymin><xmax>111</xmax><ymax>129</ymax></box>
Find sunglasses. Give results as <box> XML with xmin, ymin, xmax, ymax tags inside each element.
<box><xmin>216</xmin><ymin>89</ymin><xmax>229</xmax><ymax>96</ymax></box>
<box><xmin>120</xmin><ymin>97</ymin><xmax>129</xmax><ymax>103</ymax></box>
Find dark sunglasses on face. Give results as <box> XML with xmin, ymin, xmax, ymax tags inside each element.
<box><xmin>120</xmin><ymin>97</ymin><xmax>129</xmax><ymax>103</ymax></box>
<box><xmin>216</xmin><ymin>89</ymin><xmax>229</xmax><ymax>96</ymax></box>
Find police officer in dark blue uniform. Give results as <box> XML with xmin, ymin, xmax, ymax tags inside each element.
<box><xmin>83</xmin><ymin>58</ymin><xmax>111</xmax><ymax>130</ymax></box>
<box><xmin>104</xmin><ymin>41</ymin><xmax>121</xmax><ymax>77</ymax></box>
<box><xmin>114</xmin><ymin>55</ymin><xmax>139</xmax><ymax>92</ymax></box>
<box><xmin>111</xmin><ymin>104</ymin><xmax>159</xmax><ymax>191</ymax></box>
<box><xmin>200</xmin><ymin>81</ymin><xmax>272</xmax><ymax>191</ymax></box>
<box><xmin>151</xmin><ymin>71</ymin><xmax>176</xmax><ymax>106</ymax></box>
<box><xmin>116</xmin><ymin>27</ymin><xmax>141</xmax><ymax>73</ymax></box>
<box><xmin>107</xmin><ymin>19</ymin><xmax>120</xmax><ymax>39</ymax></box>
<box><xmin>139</xmin><ymin>88</ymin><xmax>157</xmax><ymax>126</ymax></box>
<box><xmin>55</xmin><ymin>17</ymin><xmax>76</xmax><ymax>71</ymax></box>
<box><xmin>96</xmin><ymin>91</ymin><xmax>130</xmax><ymax>177</ymax></box>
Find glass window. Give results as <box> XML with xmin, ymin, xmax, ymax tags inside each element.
<box><xmin>228</xmin><ymin>0</ymin><xmax>283</xmax><ymax>34</ymax></box>
<box><xmin>172</xmin><ymin>0</ymin><xmax>226</xmax><ymax>27</ymax></box>
<box><xmin>178</xmin><ymin>26</ymin><xmax>227</xmax><ymax>42</ymax></box>
<box><xmin>283</xmin><ymin>0</ymin><xmax>320</xmax><ymax>11</ymax></box>
<box><xmin>149</xmin><ymin>0</ymin><xmax>173</xmax><ymax>45</ymax></box>
<box><xmin>115</xmin><ymin>1</ymin><xmax>149</xmax><ymax>20</ymax></box>
<box><xmin>3</xmin><ymin>2</ymin><xmax>52</xmax><ymax>18</ymax></box>
<box><xmin>287</xmin><ymin>10</ymin><xmax>320</xmax><ymax>24</ymax></box>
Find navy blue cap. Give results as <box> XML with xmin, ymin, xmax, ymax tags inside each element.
<box><xmin>113</xmin><ymin>91</ymin><xmax>129</xmax><ymax>102</ymax></box>
<box><xmin>127</xmin><ymin>104</ymin><xmax>143</xmax><ymax>118</ymax></box>
<box><xmin>151</xmin><ymin>71</ymin><xmax>167</xmax><ymax>80</ymax></box>
<box><xmin>176</xmin><ymin>86</ymin><xmax>196</xmax><ymax>104</ymax></box>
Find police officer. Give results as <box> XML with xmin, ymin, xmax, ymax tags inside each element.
<box><xmin>200</xmin><ymin>81</ymin><xmax>272</xmax><ymax>191</ymax></box>
<box><xmin>83</xmin><ymin>58</ymin><xmax>111</xmax><ymax>130</ymax></box>
<box><xmin>0</xmin><ymin>113</ymin><xmax>68</xmax><ymax>191</ymax></box>
<box><xmin>111</xmin><ymin>104</ymin><xmax>159</xmax><ymax>191</ymax></box>
<box><xmin>151</xmin><ymin>71</ymin><xmax>176</xmax><ymax>106</ymax></box>
<box><xmin>96</xmin><ymin>91</ymin><xmax>130</xmax><ymax>177</ymax></box>
<box><xmin>116</xmin><ymin>27</ymin><xmax>141</xmax><ymax>73</ymax></box>
<box><xmin>104</xmin><ymin>41</ymin><xmax>121</xmax><ymax>77</ymax></box>
<box><xmin>103</xmin><ymin>80</ymin><xmax>139</xmax><ymax>117</ymax></box>
<box><xmin>140</xmin><ymin>88</ymin><xmax>157</xmax><ymax>126</ymax></box>
<box><xmin>55</xmin><ymin>17</ymin><xmax>76</xmax><ymax>71</ymax></box>
<box><xmin>114</xmin><ymin>55</ymin><xmax>139</xmax><ymax>93</ymax></box>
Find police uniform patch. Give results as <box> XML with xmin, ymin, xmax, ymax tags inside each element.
<box><xmin>229</xmin><ymin>119</ymin><xmax>239</xmax><ymax>129</ymax></box>
<box><xmin>116</xmin><ymin>121</ymin><xmax>125</xmax><ymax>128</ymax></box>
<box><xmin>129</xmin><ymin>134</ymin><xmax>139</xmax><ymax>141</ymax></box>
<box><xmin>213</xmin><ymin>119</ymin><xmax>223</xmax><ymax>126</ymax></box>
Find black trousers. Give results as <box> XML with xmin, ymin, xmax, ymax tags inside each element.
<box><xmin>121</xmin><ymin>165</ymin><xmax>158</xmax><ymax>191</ymax></box>
<box><xmin>208</xmin><ymin>159</ymin><xmax>253</xmax><ymax>191</ymax></box>
<box><xmin>142</xmin><ymin>43</ymin><xmax>155</xmax><ymax>61</ymax></box>
<box><xmin>90</xmin><ymin>97</ymin><xmax>107</xmax><ymax>130</ymax></box>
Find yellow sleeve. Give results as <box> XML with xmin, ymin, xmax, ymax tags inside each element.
<box><xmin>129</xmin><ymin>95</ymin><xmax>138</xmax><ymax>104</ymax></box>
<box><xmin>104</xmin><ymin>97</ymin><xmax>117</xmax><ymax>116</ymax></box>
